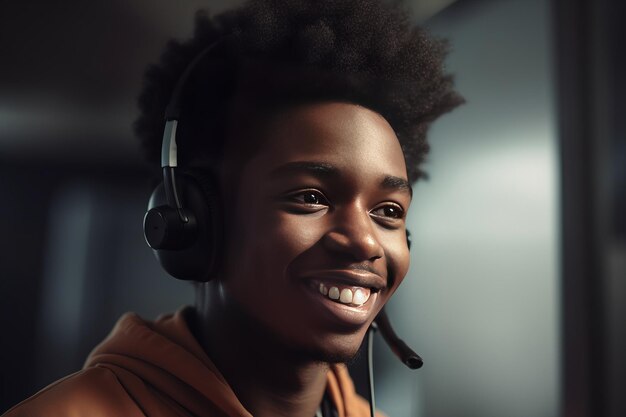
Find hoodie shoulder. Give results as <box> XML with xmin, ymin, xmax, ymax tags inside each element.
<box><xmin>2</xmin><ymin>366</ymin><xmax>144</xmax><ymax>417</ymax></box>
<box><xmin>326</xmin><ymin>364</ymin><xmax>388</xmax><ymax>417</ymax></box>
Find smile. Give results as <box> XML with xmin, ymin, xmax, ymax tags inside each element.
<box><xmin>318</xmin><ymin>283</ymin><xmax>371</xmax><ymax>306</ymax></box>
<box><xmin>297</xmin><ymin>269</ymin><xmax>385</xmax><ymax>328</ymax></box>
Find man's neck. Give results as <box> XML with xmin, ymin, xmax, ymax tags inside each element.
<box><xmin>193</xmin><ymin>281</ymin><xmax>329</xmax><ymax>417</ymax></box>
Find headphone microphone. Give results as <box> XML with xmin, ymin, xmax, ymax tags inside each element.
<box><xmin>365</xmin><ymin>230</ymin><xmax>422</xmax><ymax>417</ymax></box>
<box><xmin>370</xmin><ymin>230</ymin><xmax>423</xmax><ymax>370</ymax></box>
<box><xmin>375</xmin><ymin>308</ymin><xmax>423</xmax><ymax>369</ymax></box>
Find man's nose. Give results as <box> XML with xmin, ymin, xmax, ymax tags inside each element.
<box><xmin>322</xmin><ymin>204</ymin><xmax>384</xmax><ymax>262</ymax></box>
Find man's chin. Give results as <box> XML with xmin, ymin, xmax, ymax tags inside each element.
<box><xmin>298</xmin><ymin>333</ymin><xmax>366</xmax><ymax>365</ymax></box>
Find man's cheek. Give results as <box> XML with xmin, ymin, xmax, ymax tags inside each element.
<box><xmin>386</xmin><ymin>242</ymin><xmax>411</xmax><ymax>288</ymax></box>
<box><xmin>273</xmin><ymin>216</ymin><xmax>323</xmax><ymax>252</ymax></box>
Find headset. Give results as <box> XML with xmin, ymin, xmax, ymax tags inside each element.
<box><xmin>143</xmin><ymin>40</ymin><xmax>228</xmax><ymax>281</ymax></box>
<box><xmin>142</xmin><ymin>37</ymin><xmax>422</xmax><ymax>417</ymax></box>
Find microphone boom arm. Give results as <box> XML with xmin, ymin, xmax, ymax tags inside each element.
<box><xmin>374</xmin><ymin>308</ymin><xmax>423</xmax><ymax>369</ymax></box>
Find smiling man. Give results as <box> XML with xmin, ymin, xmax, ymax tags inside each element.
<box><xmin>3</xmin><ymin>0</ymin><xmax>462</xmax><ymax>416</ymax></box>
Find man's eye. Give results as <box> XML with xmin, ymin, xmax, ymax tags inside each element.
<box><xmin>289</xmin><ymin>190</ymin><xmax>328</xmax><ymax>206</ymax></box>
<box><xmin>371</xmin><ymin>204</ymin><xmax>405</xmax><ymax>219</ymax></box>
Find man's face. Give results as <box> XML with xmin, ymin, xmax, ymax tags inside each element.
<box><xmin>221</xmin><ymin>101</ymin><xmax>411</xmax><ymax>362</ymax></box>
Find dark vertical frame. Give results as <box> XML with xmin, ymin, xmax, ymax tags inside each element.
<box><xmin>609</xmin><ymin>3</ymin><xmax>626</xmax><ymax>240</ymax></box>
<box><xmin>553</xmin><ymin>0</ymin><xmax>626</xmax><ymax>416</ymax></box>
<box><xmin>553</xmin><ymin>0</ymin><xmax>605</xmax><ymax>416</ymax></box>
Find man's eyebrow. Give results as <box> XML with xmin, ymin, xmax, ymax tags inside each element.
<box><xmin>381</xmin><ymin>175</ymin><xmax>413</xmax><ymax>197</ymax></box>
<box><xmin>269</xmin><ymin>161</ymin><xmax>340</xmax><ymax>178</ymax></box>
<box><xmin>269</xmin><ymin>161</ymin><xmax>412</xmax><ymax>196</ymax></box>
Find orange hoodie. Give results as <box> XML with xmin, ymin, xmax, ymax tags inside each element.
<box><xmin>3</xmin><ymin>308</ymin><xmax>381</xmax><ymax>417</ymax></box>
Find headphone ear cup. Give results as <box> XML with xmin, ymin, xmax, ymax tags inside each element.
<box><xmin>145</xmin><ymin>172</ymin><xmax>222</xmax><ymax>281</ymax></box>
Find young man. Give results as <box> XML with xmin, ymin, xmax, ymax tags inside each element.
<box><xmin>3</xmin><ymin>0</ymin><xmax>461</xmax><ymax>416</ymax></box>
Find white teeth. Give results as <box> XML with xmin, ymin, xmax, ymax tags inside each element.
<box><xmin>328</xmin><ymin>287</ymin><xmax>340</xmax><ymax>300</ymax></box>
<box><xmin>339</xmin><ymin>288</ymin><xmax>353</xmax><ymax>304</ymax></box>
<box><xmin>317</xmin><ymin>283</ymin><xmax>372</xmax><ymax>306</ymax></box>
<box><xmin>352</xmin><ymin>289</ymin><xmax>367</xmax><ymax>306</ymax></box>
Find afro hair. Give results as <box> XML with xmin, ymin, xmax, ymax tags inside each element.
<box><xmin>134</xmin><ymin>0</ymin><xmax>464</xmax><ymax>183</ymax></box>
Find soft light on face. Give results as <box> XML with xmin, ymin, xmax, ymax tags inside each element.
<box><xmin>221</xmin><ymin>102</ymin><xmax>411</xmax><ymax>362</ymax></box>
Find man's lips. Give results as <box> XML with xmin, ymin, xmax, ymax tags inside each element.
<box><xmin>299</xmin><ymin>269</ymin><xmax>386</xmax><ymax>292</ymax></box>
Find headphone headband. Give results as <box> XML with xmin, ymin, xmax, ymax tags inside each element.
<box><xmin>161</xmin><ymin>120</ymin><xmax>179</xmax><ymax>168</ymax></box>
<box><xmin>162</xmin><ymin>36</ymin><xmax>233</xmax><ymax>169</ymax></box>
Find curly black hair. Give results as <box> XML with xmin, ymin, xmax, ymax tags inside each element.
<box><xmin>134</xmin><ymin>0</ymin><xmax>463</xmax><ymax>183</ymax></box>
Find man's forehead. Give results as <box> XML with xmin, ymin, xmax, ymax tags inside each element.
<box><xmin>256</xmin><ymin>102</ymin><xmax>404</xmax><ymax>155</ymax></box>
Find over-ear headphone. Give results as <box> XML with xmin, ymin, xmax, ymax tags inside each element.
<box><xmin>143</xmin><ymin>40</ymin><xmax>229</xmax><ymax>281</ymax></box>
